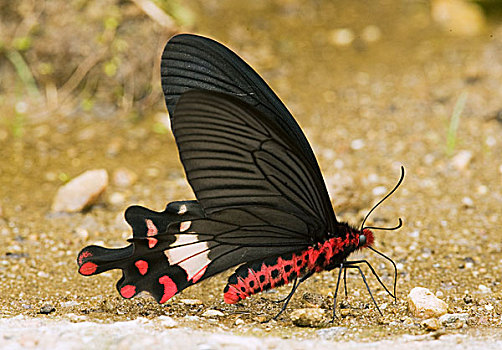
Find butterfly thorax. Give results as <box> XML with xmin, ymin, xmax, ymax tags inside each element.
<box><xmin>223</xmin><ymin>225</ymin><xmax>374</xmax><ymax>304</ymax></box>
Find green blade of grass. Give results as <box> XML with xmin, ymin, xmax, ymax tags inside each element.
<box><xmin>446</xmin><ymin>92</ymin><xmax>468</xmax><ymax>156</ymax></box>
<box><xmin>5</xmin><ymin>49</ymin><xmax>41</xmax><ymax>99</ymax></box>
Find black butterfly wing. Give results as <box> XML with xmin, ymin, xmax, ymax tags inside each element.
<box><xmin>172</xmin><ymin>90</ymin><xmax>332</xmax><ymax>236</ymax></box>
<box><xmin>77</xmin><ymin>200</ymin><xmax>208</xmax><ymax>302</ymax></box>
<box><xmin>77</xmin><ymin>34</ymin><xmax>342</xmax><ymax>304</ymax></box>
<box><xmin>77</xmin><ymin>90</ymin><xmax>337</xmax><ymax>304</ymax></box>
<box><xmin>161</xmin><ymin>34</ymin><xmax>337</xmax><ymax>232</ymax></box>
<box><xmin>77</xmin><ymin>200</ymin><xmax>311</xmax><ymax>303</ymax></box>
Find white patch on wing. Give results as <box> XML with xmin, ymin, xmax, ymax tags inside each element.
<box><xmin>180</xmin><ymin>221</ymin><xmax>191</xmax><ymax>232</ymax></box>
<box><xmin>169</xmin><ymin>234</ymin><xmax>199</xmax><ymax>247</ymax></box>
<box><xmin>177</xmin><ymin>204</ymin><xmax>187</xmax><ymax>214</ymax></box>
<box><xmin>164</xmin><ymin>234</ymin><xmax>210</xmax><ymax>281</ymax></box>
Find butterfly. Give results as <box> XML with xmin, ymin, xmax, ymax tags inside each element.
<box><xmin>77</xmin><ymin>33</ymin><xmax>404</xmax><ymax>320</ymax></box>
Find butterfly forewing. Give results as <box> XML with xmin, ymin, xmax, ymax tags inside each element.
<box><xmin>173</xmin><ymin>90</ymin><xmax>332</xmax><ymax>241</ymax></box>
<box><xmin>162</xmin><ymin>34</ymin><xmax>337</xmax><ymax>232</ymax></box>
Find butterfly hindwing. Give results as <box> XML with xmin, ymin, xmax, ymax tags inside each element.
<box><xmin>77</xmin><ymin>200</ymin><xmax>208</xmax><ymax>302</ymax></box>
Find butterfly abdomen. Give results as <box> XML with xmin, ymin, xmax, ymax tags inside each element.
<box><xmin>223</xmin><ymin>234</ymin><xmax>359</xmax><ymax>304</ymax></box>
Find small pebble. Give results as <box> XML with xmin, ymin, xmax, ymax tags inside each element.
<box><xmin>75</xmin><ymin>227</ymin><xmax>89</xmax><ymax>240</ymax></box>
<box><xmin>37</xmin><ymin>271</ymin><xmax>50</xmax><ymax>278</ymax></box>
<box><xmin>112</xmin><ymin>168</ymin><xmax>138</xmax><ymax>187</ymax></box>
<box><xmin>372</xmin><ymin>186</ymin><xmax>387</xmax><ymax>196</ymax></box>
<box><xmin>485</xmin><ymin>136</ymin><xmax>496</xmax><ymax>147</ymax></box>
<box><xmin>201</xmin><ymin>309</ymin><xmax>224</xmax><ymax>318</ymax></box>
<box><xmin>290</xmin><ymin>308</ymin><xmax>325</xmax><ymax>327</ymax></box>
<box><xmin>339</xmin><ymin>308</ymin><xmax>350</xmax><ymax>317</ymax></box>
<box><xmin>450</xmin><ymin>150</ymin><xmax>472</xmax><ymax>171</ymax></box>
<box><xmin>108</xmin><ymin>192</ymin><xmax>126</xmax><ymax>206</ymax></box>
<box><xmin>51</xmin><ymin>169</ymin><xmax>108</xmax><ymax>213</ymax></box>
<box><xmin>330</xmin><ymin>28</ymin><xmax>355</xmax><ymax>46</ymax></box>
<box><xmin>316</xmin><ymin>326</ymin><xmax>348</xmax><ymax>339</ymax></box>
<box><xmin>302</xmin><ymin>292</ymin><xmax>326</xmax><ymax>308</ymax></box>
<box><xmin>180</xmin><ymin>298</ymin><xmax>203</xmax><ymax>305</ymax></box>
<box><xmin>421</xmin><ymin>318</ymin><xmax>441</xmax><ymax>331</ymax></box>
<box><xmin>361</xmin><ymin>25</ymin><xmax>381</xmax><ymax>43</ymax></box>
<box><xmin>40</xmin><ymin>305</ymin><xmax>55</xmax><ymax>314</ymax></box>
<box><xmin>107</xmin><ymin>138</ymin><xmax>123</xmax><ymax>157</ymax></box>
<box><xmin>478</xmin><ymin>284</ymin><xmax>491</xmax><ymax>293</ymax></box>
<box><xmin>439</xmin><ymin>313</ymin><xmax>469</xmax><ymax>325</ymax></box>
<box><xmin>407</xmin><ymin>287</ymin><xmax>448</xmax><ymax>318</ymax></box>
<box><xmin>234</xmin><ymin>318</ymin><xmax>245</xmax><ymax>326</ymax></box>
<box><xmin>461</xmin><ymin>196</ymin><xmax>474</xmax><ymax>208</ymax></box>
<box><xmin>402</xmin><ymin>316</ymin><xmax>415</xmax><ymax>327</ymax></box>
<box><xmin>350</xmin><ymin>139</ymin><xmax>365</xmax><ymax>150</ymax></box>
<box><xmin>477</xmin><ymin>185</ymin><xmax>488</xmax><ymax>195</ymax></box>
<box><xmin>158</xmin><ymin>315</ymin><xmax>178</xmax><ymax>328</ymax></box>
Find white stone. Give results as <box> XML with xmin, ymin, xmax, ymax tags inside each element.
<box><xmin>52</xmin><ymin>169</ymin><xmax>108</xmax><ymax>213</ymax></box>
<box><xmin>407</xmin><ymin>287</ymin><xmax>448</xmax><ymax>318</ymax></box>
<box><xmin>108</xmin><ymin>192</ymin><xmax>125</xmax><ymax>205</ymax></box>
<box><xmin>361</xmin><ymin>25</ymin><xmax>381</xmax><ymax>43</ymax></box>
<box><xmin>372</xmin><ymin>186</ymin><xmax>387</xmax><ymax>196</ymax></box>
<box><xmin>112</xmin><ymin>168</ymin><xmax>137</xmax><ymax>187</ymax></box>
<box><xmin>330</xmin><ymin>28</ymin><xmax>355</xmax><ymax>46</ymax></box>
<box><xmin>350</xmin><ymin>139</ymin><xmax>365</xmax><ymax>150</ymax></box>
<box><xmin>180</xmin><ymin>298</ymin><xmax>203</xmax><ymax>305</ymax></box>
<box><xmin>462</xmin><ymin>196</ymin><xmax>474</xmax><ymax>208</ymax></box>
<box><xmin>202</xmin><ymin>309</ymin><xmax>224</xmax><ymax>318</ymax></box>
<box><xmin>451</xmin><ymin>150</ymin><xmax>472</xmax><ymax>171</ymax></box>
<box><xmin>158</xmin><ymin>315</ymin><xmax>178</xmax><ymax>328</ymax></box>
<box><xmin>439</xmin><ymin>313</ymin><xmax>469</xmax><ymax>325</ymax></box>
<box><xmin>290</xmin><ymin>308</ymin><xmax>325</xmax><ymax>327</ymax></box>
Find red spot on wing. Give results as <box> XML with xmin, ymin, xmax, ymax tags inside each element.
<box><xmin>79</xmin><ymin>262</ymin><xmax>97</xmax><ymax>275</ymax></box>
<box><xmin>147</xmin><ymin>237</ymin><xmax>158</xmax><ymax>248</ymax></box>
<box><xmin>191</xmin><ymin>266</ymin><xmax>207</xmax><ymax>283</ymax></box>
<box><xmin>120</xmin><ymin>284</ymin><xmax>136</xmax><ymax>298</ymax></box>
<box><xmin>145</xmin><ymin>219</ymin><xmax>158</xmax><ymax>236</ymax></box>
<box><xmin>159</xmin><ymin>275</ymin><xmax>178</xmax><ymax>303</ymax></box>
<box><xmin>145</xmin><ymin>219</ymin><xmax>158</xmax><ymax>248</ymax></box>
<box><xmin>135</xmin><ymin>260</ymin><xmax>148</xmax><ymax>275</ymax></box>
<box><xmin>78</xmin><ymin>251</ymin><xmax>92</xmax><ymax>265</ymax></box>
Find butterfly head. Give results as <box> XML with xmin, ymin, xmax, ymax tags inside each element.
<box><xmin>357</xmin><ymin>228</ymin><xmax>374</xmax><ymax>249</ymax></box>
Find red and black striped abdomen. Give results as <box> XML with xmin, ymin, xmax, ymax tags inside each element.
<box><xmin>223</xmin><ymin>234</ymin><xmax>359</xmax><ymax>304</ymax></box>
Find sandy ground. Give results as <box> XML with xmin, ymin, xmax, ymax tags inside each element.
<box><xmin>1</xmin><ymin>317</ymin><xmax>502</xmax><ymax>350</ymax></box>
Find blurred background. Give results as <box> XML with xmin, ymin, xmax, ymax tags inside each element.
<box><xmin>1</xmin><ymin>0</ymin><xmax>501</xmax><ymax>124</ymax></box>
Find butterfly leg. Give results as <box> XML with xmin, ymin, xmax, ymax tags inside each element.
<box><xmin>345</xmin><ymin>259</ymin><xmax>396</xmax><ymax>299</ymax></box>
<box><xmin>269</xmin><ymin>271</ymin><xmax>313</xmax><ymax>321</ymax></box>
<box><xmin>272</xmin><ymin>277</ymin><xmax>298</xmax><ymax>303</ymax></box>
<box><xmin>344</xmin><ymin>264</ymin><xmax>383</xmax><ymax>316</ymax></box>
<box><xmin>343</xmin><ymin>267</ymin><xmax>348</xmax><ymax>299</ymax></box>
<box><xmin>331</xmin><ymin>262</ymin><xmax>346</xmax><ymax>321</ymax></box>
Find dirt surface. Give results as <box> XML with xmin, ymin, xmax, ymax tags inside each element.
<box><xmin>1</xmin><ymin>0</ymin><xmax>502</xmax><ymax>348</ymax></box>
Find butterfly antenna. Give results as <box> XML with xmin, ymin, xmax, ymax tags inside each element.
<box><xmin>360</xmin><ymin>166</ymin><xmax>405</xmax><ymax>232</ymax></box>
